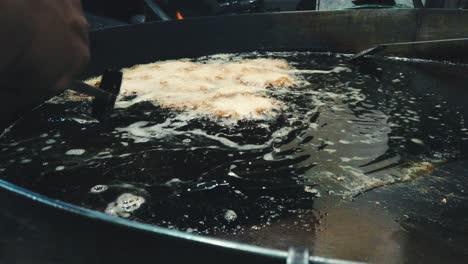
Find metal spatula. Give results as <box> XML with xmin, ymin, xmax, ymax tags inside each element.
<box><xmin>348</xmin><ymin>38</ymin><xmax>468</xmax><ymax>63</ymax></box>
<box><xmin>70</xmin><ymin>70</ymin><xmax>123</xmax><ymax>118</ymax></box>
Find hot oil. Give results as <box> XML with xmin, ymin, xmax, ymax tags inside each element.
<box><xmin>0</xmin><ymin>52</ymin><xmax>467</xmax><ymax>236</ymax></box>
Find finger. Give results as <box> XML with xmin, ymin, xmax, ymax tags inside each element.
<box><xmin>71</xmin><ymin>15</ymin><xmax>90</xmax><ymax>45</ymax></box>
<box><xmin>57</xmin><ymin>36</ymin><xmax>90</xmax><ymax>90</ymax></box>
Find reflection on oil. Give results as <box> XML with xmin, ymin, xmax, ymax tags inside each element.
<box><xmin>313</xmin><ymin>197</ymin><xmax>405</xmax><ymax>263</ymax></box>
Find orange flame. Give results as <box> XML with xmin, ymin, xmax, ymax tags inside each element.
<box><xmin>176</xmin><ymin>11</ymin><xmax>184</xmax><ymax>20</ymax></box>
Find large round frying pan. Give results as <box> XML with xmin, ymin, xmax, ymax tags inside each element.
<box><xmin>1</xmin><ymin>9</ymin><xmax>467</xmax><ymax>264</ymax></box>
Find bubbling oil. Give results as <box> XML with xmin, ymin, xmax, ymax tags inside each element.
<box><xmin>0</xmin><ymin>52</ymin><xmax>467</xmax><ymax>235</ymax></box>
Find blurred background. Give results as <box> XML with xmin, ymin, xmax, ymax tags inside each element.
<box><xmin>83</xmin><ymin>0</ymin><xmax>468</xmax><ymax>29</ymax></box>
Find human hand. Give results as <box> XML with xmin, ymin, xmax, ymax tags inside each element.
<box><xmin>0</xmin><ymin>0</ymin><xmax>90</xmax><ymax>122</ymax></box>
